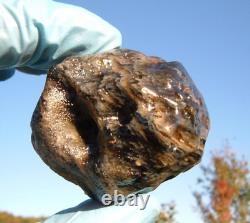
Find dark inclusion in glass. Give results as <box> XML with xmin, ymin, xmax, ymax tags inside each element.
<box><xmin>31</xmin><ymin>49</ymin><xmax>210</xmax><ymax>202</ymax></box>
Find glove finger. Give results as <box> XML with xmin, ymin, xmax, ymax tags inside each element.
<box><xmin>43</xmin><ymin>195</ymin><xmax>160</xmax><ymax>223</ymax></box>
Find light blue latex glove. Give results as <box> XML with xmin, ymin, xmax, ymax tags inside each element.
<box><xmin>43</xmin><ymin>196</ymin><xmax>160</xmax><ymax>223</ymax></box>
<box><xmin>0</xmin><ymin>0</ymin><xmax>121</xmax><ymax>80</ymax></box>
<box><xmin>0</xmin><ymin>1</ymin><xmax>160</xmax><ymax>222</ymax></box>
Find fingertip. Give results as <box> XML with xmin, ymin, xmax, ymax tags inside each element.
<box><xmin>111</xmin><ymin>26</ymin><xmax>122</xmax><ymax>49</ymax></box>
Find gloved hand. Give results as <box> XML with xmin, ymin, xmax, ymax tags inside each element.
<box><xmin>0</xmin><ymin>0</ymin><xmax>159</xmax><ymax>223</ymax></box>
<box><xmin>0</xmin><ymin>0</ymin><xmax>121</xmax><ymax>80</ymax></box>
<box><xmin>42</xmin><ymin>196</ymin><xmax>160</xmax><ymax>223</ymax></box>
<box><xmin>0</xmin><ymin>1</ymin><xmax>160</xmax><ymax>222</ymax></box>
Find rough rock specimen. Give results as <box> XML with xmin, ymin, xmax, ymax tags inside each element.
<box><xmin>31</xmin><ymin>49</ymin><xmax>210</xmax><ymax>202</ymax></box>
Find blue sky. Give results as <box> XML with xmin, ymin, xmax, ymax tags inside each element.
<box><xmin>0</xmin><ymin>0</ymin><xmax>250</xmax><ymax>222</ymax></box>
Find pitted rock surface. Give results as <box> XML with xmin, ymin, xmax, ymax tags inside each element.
<box><xmin>31</xmin><ymin>49</ymin><xmax>210</xmax><ymax>201</ymax></box>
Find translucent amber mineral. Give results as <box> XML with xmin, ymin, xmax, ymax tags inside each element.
<box><xmin>31</xmin><ymin>49</ymin><xmax>210</xmax><ymax>201</ymax></box>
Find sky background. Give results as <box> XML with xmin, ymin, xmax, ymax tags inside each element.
<box><xmin>1</xmin><ymin>0</ymin><xmax>250</xmax><ymax>222</ymax></box>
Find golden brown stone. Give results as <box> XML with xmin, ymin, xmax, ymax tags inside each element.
<box><xmin>31</xmin><ymin>49</ymin><xmax>210</xmax><ymax>202</ymax></box>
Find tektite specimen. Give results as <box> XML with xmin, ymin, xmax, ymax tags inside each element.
<box><xmin>31</xmin><ymin>49</ymin><xmax>210</xmax><ymax>201</ymax></box>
